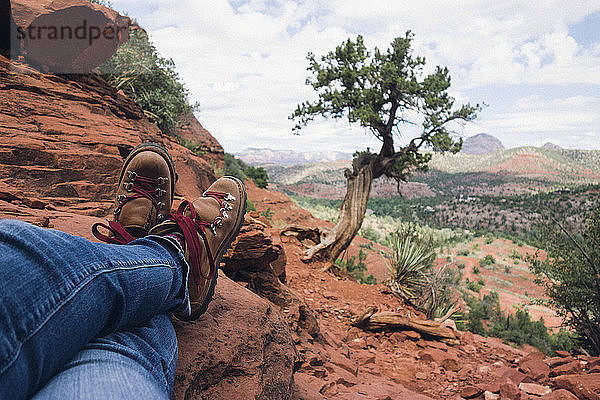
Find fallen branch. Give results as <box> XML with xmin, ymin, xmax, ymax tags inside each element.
<box><xmin>352</xmin><ymin>306</ymin><xmax>458</xmax><ymax>341</ymax></box>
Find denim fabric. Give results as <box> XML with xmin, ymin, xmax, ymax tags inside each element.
<box><xmin>0</xmin><ymin>219</ymin><xmax>187</xmax><ymax>399</ymax></box>
<box><xmin>32</xmin><ymin>314</ymin><xmax>177</xmax><ymax>400</ymax></box>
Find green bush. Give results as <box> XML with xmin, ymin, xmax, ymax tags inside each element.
<box><xmin>530</xmin><ymin>207</ymin><xmax>600</xmax><ymax>355</ymax></box>
<box><xmin>246</xmin><ymin>166</ymin><xmax>269</xmax><ymax>188</ymax></box>
<box><xmin>472</xmin><ymin>265</ymin><xmax>480</xmax><ymax>275</ymax></box>
<box><xmin>479</xmin><ymin>254</ymin><xmax>496</xmax><ymax>268</ymax></box>
<box><xmin>335</xmin><ymin>249</ymin><xmax>376</xmax><ymax>285</ymax></box>
<box><xmin>223</xmin><ymin>154</ymin><xmax>269</xmax><ymax>188</ymax></box>
<box><xmin>360</xmin><ymin>226</ymin><xmax>381</xmax><ymax>243</ymax></box>
<box><xmin>462</xmin><ymin>291</ymin><xmax>578</xmax><ymax>355</ymax></box>
<box><xmin>99</xmin><ymin>28</ymin><xmax>195</xmax><ymax>134</ymax></box>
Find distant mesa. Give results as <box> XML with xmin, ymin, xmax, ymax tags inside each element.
<box><xmin>460</xmin><ymin>133</ymin><xmax>505</xmax><ymax>155</ymax></box>
<box><xmin>236</xmin><ymin>147</ymin><xmax>352</xmax><ymax>165</ymax></box>
<box><xmin>542</xmin><ymin>142</ymin><xmax>562</xmax><ymax>150</ymax></box>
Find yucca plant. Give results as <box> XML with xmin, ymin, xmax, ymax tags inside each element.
<box><xmin>386</xmin><ymin>225</ymin><xmax>436</xmax><ymax>299</ymax></box>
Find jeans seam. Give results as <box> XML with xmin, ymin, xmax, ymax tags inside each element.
<box><xmin>0</xmin><ymin>262</ymin><xmax>182</xmax><ymax>376</ymax></box>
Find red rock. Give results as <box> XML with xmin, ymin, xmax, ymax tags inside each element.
<box><xmin>541</xmin><ymin>389</ymin><xmax>579</xmax><ymax>400</ymax></box>
<box><xmin>519</xmin><ymin>382</ymin><xmax>552</xmax><ymax>396</ymax></box>
<box><xmin>460</xmin><ymin>385</ymin><xmax>483</xmax><ymax>398</ymax></box>
<box><xmin>555</xmin><ymin>351</ymin><xmax>571</xmax><ymax>358</ymax></box>
<box><xmin>547</xmin><ymin>356</ymin><xmax>575</xmax><ymax>369</ymax></box>
<box><xmin>0</xmin><ymin>55</ymin><xmax>219</xmax><ymax>206</ymax></box>
<box><xmin>519</xmin><ymin>352</ymin><xmax>550</xmax><ymax>382</ymax></box>
<box><xmin>312</xmin><ymin>368</ymin><xmax>327</xmax><ymax>378</ymax></box>
<box><xmin>292</xmin><ymin>373</ymin><xmax>327</xmax><ymax>400</ymax></box>
<box><xmin>550</xmin><ymin>360</ymin><xmax>581</xmax><ymax>377</ymax></box>
<box><xmin>589</xmin><ymin>357</ymin><xmax>600</xmax><ymax>369</ymax></box>
<box><xmin>173</xmin><ymin>111</ymin><xmax>224</xmax><ymax>169</ymax></box>
<box><xmin>173</xmin><ymin>274</ymin><xmax>296</xmax><ymax>400</ymax></box>
<box><xmin>500</xmin><ymin>380</ymin><xmax>521</xmax><ymax>400</ymax></box>
<box><xmin>484</xmin><ymin>391</ymin><xmax>500</xmax><ymax>400</ymax></box>
<box><xmin>552</xmin><ymin>373</ymin><xmax>600</xmax><ymax>400</ymax></box>
<box><xmin>442</xmin><ymin>357</ymin><xmax>462</xmax><ymax>372</ymax></box>
<box><xmin>11</xmin><ymin>0</ymin><xmax>130</xmax><ymax>73</ymax></box>
<box><xmin>22</xmin><ymin>197</ymin><xmax>47</xmax><ymax>209</ymax></box>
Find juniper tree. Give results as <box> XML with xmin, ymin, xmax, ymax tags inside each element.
<box><xmin>290</xmin><ymin>32</ymin><xmax>479</xmax><ymax>262</ymax></box>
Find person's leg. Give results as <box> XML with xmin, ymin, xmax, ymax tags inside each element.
<box><xmin>32</xmin><ymin>313</ymin><xmax>177</xmax><ymax>400</ymax></box>
<box><xmin>0</xmin><ymin>219</ymin><xmax>188</xmax><ymax>400</ymax></box>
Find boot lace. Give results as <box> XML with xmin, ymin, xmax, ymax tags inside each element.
<box><xmin>92</xmin><ymin>171</ymin><xmax>167</xmax><ymax>244</ymax></box>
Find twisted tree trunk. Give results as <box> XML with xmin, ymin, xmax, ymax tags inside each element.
<box><xmin>287</xmin><ymin>156</ymin><xmax>376</xmax><ymax>263</ymax></box>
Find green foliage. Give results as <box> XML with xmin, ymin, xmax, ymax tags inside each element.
<box><xmin>335</xmin><ymin>250</ymin><xmax>377</xmax><ymax>285</ymax></box>
<box><xmin>290</xmin><ymin>32</ymin><xmax>479</xmax><ymax>184</ymax></box>
<box><xmin>466</xmin><ymin>279</ymin><xmax>483</xmax><ymax>293</ymax></box>
<box><xmin>386</xmin><ymin>224</ymin><xmax>436</xmax><ymax>299</ymax></box>
<box><xmin>246</xmin><ymin>166</ymin><xmax>269</xmax><ymax>189</ymax></box>
<box><xmin>530</xmin><ymin>207</ymin><xmax>600</xmax><ymax>355</ymax></box>
<box><xmin>472</xmin><ymin>265</ymin><xmax>480</xmax><ymax>275</ymax></box>
<box><xmin>224</xmin><ymin>153</ymin><xmax>248</xmax><ymax>180</ymax></box>
<box><xmin>480</xmin><ymin>254</ymin><xmax>496</xmax><ymax>267</ymax></box>
<box><xmin>416</xmin><ymin>265</ymin><xmax>463</xmax><ymax>320</ymax></box>
<box><xmin>360</xmin><ymin>226</ymin><xmax>381</xmax><ymax>243</ymax></box>
<box><xmin>246</xmin><ymin>199</ymin><xmax>256</xmax><ymax>212</ymax></box>
<box><xmin>223</xmin><ymin>154</ymin><xmax>270</xmax><ymax>188</ymax></box>
<box><xmin>485</xmin><ymin>236</ymin><xmax>494</xmax><ymax>244</ymax></box>
<box><xmin>98</xmin><ymin>28</ymin><xmax>195</xmax><ymax>134</ymax></box>
<box><xmin>462</xmin><ymin>291</ymin><xmax>579</xmax><ymax>355</ymax></box>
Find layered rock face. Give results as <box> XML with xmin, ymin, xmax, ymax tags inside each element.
<box><xmin>174</xmin><ymin>110</ymin><xmax>224</xmax><ymax>170</ymax></box>
<box><xmin>173</xmin><ymin>273</ymin><xmax>296</xmax><ymax>400</ymax></box>
<box><xmin>0</xmin><ymin>55</ymin><xmax>218</xmax><ymax>210</ymax></box>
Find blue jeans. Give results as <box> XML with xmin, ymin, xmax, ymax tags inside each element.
<box><xmin>0</xmin><ymin>219</ymin><xmax>188</xmax><ymax>399</ymax></box>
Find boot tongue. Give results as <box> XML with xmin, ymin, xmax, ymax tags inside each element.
<box><xmin>119</xmin><ymin>197</ymin><xmax>154</xmax><ymax>236</ymax></box>
<box><xmin>188</xmin><ymin>197</ymin><xmax>221</xmax><ymax>225</ymax></box>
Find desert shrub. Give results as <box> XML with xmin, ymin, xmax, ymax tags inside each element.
<box><xmin>386</xmin><ymin>225</ymin><xmax>436</xmax><ymax>299</ymax></box>
<box><xmin>99</xmin><ymin>28</ymin><xmax>195</xmax><ymax>134</ymax></box>
<box><xmin>246</xmin><ymin>199</ymin><xmax>256</xmax><ymax>212</ymax></box>
<box><xmin>530</xmin><ymin>207</ymin><xmax>600</xmax><ymax>355</ymax></box>
<box><xmin>466</xmin><ymin>279</ymin><xmax>483</xmax><ymax>293</ymax></box>
<box><xmin>335</xmin><ymin>249</ymin><xmax>376</xmax><ymax>285</ymax></box>
<box><xmin>360</xmin><ymin>226</ymin><xmax>381</xmax><ymax>243</ymax></box>
<box><xmin>260</xmin><ymin>207</ymin><xmax>273</xmax><ymax>221</ymax></box>
<box><xmin>246</xmin><ymin>166</ymin><xmax>269</xmax><ymax>189</ymax></box>
<box><xmin>457</xmin><ymin>262</ymin><xmax>466</xmax><ymax>269</ymax></box>
<box><xmin>479</xmin><ymin>254</ymin><xmax>496</xmax><ymax>268</ymax></box>
<box><xmin>462</xmin><ymin>291</ymin><xmax>578</xmax><ymax>355</ymax></box>
<box><xmin>472</xmin><ymin>265</ymin><xmax>480</xmax><ymax>275</ymax></box>
<box><xmin>504</xmin><ymin>265</ymin><xmax>512</xmax><ymax>274</ymax></box>
<box><xmin>223</xmin><ymin>154</ymin><xmax>270</xmax><ymax>188</ymax></box>
<box><xmin>415</xmin><ymin>266</ymin><xmax>463</xmax><ymax>320</ymax></box>
<box><xmin>223</xmin><ymin>153</ymin><xmax>248</xmax><ymax>180</ymax></box>
<box><xmin>485</xmin><ymin>236</ymin><xmax>494</xmax><ymax>244</ymax></box>
<box><xmin>457</xmin><ymin>249</ymin><xmax>470</xmax><ymax>256</ymax></box>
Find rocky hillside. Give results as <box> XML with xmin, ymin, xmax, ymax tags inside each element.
<box><xmin>1</xmin><ymin>2</ymin><xmax>599</xmax><ymax>399</ymax></box>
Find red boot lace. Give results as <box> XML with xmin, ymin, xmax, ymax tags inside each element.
<box><xmin>165</xmin><ymin>191</ymin><xmax>233</xmax><ymax>286</ymax></box>
<box><xmin>92</xmin><ymin>172</ymin><xmax>166</xmax><ymax>245</ymax></box>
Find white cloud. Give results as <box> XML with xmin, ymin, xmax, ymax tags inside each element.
<box><xmin>109</xmin><ymin>0</ymin><xmax>600</xmax><ymax>152</ymax></box>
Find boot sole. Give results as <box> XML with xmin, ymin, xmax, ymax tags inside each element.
<box><xmin>187</xmin><ymin>176</ymin><xmax>247</xmax><ymax>320</ymax></box>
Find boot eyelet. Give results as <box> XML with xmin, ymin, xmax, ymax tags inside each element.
<box><xmin>118</xmin><ymin>194</ymin><xmax>127</xmax><ymax>202</ymax></box>
<box><xmin>157</xmin><ymin>201</ymin><xmax>165</xmax><ymax>210</ymax></box>
<box><xmin>224</xmin><ymin>193</ymin><xmax>236</xmax><ymax>202</ymax></box>
<box><xmin>157</xmin><ymin>177</ymin><xmax>167</xmax><ymax>185</ymax></box>
<box><xmin>124</xmin><ymin>182</ymin><xmax>133</xmax><ymax>191</ymax></box>
<box><xmin>155</xmin><ymin>188</ymin><xmax>166</xmax><ymax>197</ymax></box>
<box><xmin>221</xmin><ymin>210</ymin><xmax>229</xmax><ymax>219</ymax></box>
<box><xmin>127</xmin><ymin>171</ymin><xmax>137</xmax><ymax>180</ymax></box>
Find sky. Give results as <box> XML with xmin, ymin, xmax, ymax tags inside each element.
<box><xmin>109</xmin><ymin>0</ymin><xmax>600</xmax><ymax>153</ymax></box>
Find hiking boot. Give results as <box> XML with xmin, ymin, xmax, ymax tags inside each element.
<box><xmin>92</xmin><ymin>143</ymin><xmax>176</xmax><ymax>244</ymax></box>
<box><xmin>150</xmin><ymin>176</ymin><xmax>246</xmax><ymax>321</ymax></box>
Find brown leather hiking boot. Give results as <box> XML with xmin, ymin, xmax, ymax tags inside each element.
<box><xmin>92</xmin><ymin>143</ymin><xmax>176</xmax><ymax>244</ymax></box>
<box><xmin>150</xmin><ymin>176</ymin><xmax>246</xmax><ymax>321</ymax></box>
